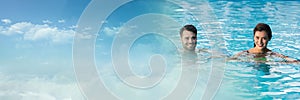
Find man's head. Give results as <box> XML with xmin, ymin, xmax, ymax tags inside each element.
<box><xmin>180</xmin><ymin>25</ymin><xmax>197</xmax><ymax>52</ymax></box>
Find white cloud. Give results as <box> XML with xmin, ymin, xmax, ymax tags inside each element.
<box><xmin>22</xmin><ymin>24</ymin><xmax>75</xmax><ymax>43</ymax></box>
<box><xmin>74</xmin><ymin>33</ymin><xmax>96</xmax><ymax>40</ymax></box>
<box><xmin>101</xmin><ymin>26</ymin><xmax>139</xmax><ymax>37</ymax></box>
<box><xmin>0</xmin><ymin>26</ymin><xmax>3</xmax><ymax>33</ymax></box>
<box><xmin>102</xmin><ymin>27</ymin><xmax>119</xmax><ymax>36</ymax></box>
<box><xmin>0</xmin><ymin>21</ymin><xmax>75</xmax><ymax>43</ymax></box>
<box><xmin>101</xmin><ymin>20</ymin><xmax>108</xmax><ymax>24</ymax></box>
<box><xmin>1</xmin><ymin>19</ymin><xmax>12</xmax><ymax>24</ymax></box>
<box><xmin>7</xmin><ymin>22</ymin><xmax>35</xmax><ymax>35</ymax></box>
<box><xmin>0</xmin><ymin>73</ymin><xmax>84</xmax><ymax>100</ymax></box>
<box><xmin>69</xmin><ymin>25</ymin><xmax>78</xmax><ymax>29</ymax></box>
<box><xmin>58</xmin><ymin>20</ymin><xmax>65</xmax><ymax>23</ymax></box>
<box><xmin>42</xmin><ymin>20</ymin><xmax>52</xmax><ymax>24</ymax></box>
<box><xmin>73</xmin><ymin>27</ymin><xmax>98</xmax><ymax>39</ymax></box>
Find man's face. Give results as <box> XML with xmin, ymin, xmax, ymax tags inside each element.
<box><xmin>181</xmin><ymin>30</ymin><xmax>197</xmax><ymax>51</ymax></box>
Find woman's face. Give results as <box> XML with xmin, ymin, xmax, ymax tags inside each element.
<box><xmin>254</xmin><ymin>31</ymin><xmax>269</xmax><ymax>50</ymax></box>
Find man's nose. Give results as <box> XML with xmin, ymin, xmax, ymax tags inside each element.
<box><xmin>188</xmin><ymin>38</ymin><xmax>193</xmax><ymax>43</ymax></box>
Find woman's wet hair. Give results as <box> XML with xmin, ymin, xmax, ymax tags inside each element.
<box><xmin>253</xmin><ymin>23</ymin><xmax>272</xmax><ymax>47</ymax></box>
<box><xmin>180</xmin><ymin>24</ymin><xmax>197</xmax><ymax>37</ymax></box>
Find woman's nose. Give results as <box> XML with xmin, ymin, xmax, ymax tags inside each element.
<box><xmin>258</xmin><ymin>38</ymin><xmax>263</xmax><ymax>44</ymax></box>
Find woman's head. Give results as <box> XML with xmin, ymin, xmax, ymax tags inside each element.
<box><xmin>253</xmin><ymin>23</ymin><xmax>272</xmax><ymax>50</ymax></box>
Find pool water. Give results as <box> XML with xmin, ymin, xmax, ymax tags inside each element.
<box><xmin>95</xmin><ymin>0</ymin><xmax>300</xmax><ymax>99</ymax></box>
<box><xmin>167</xmin><ymin>0</ymin><xmax>300</xmax><ymax>99</ymax></box>
<box><xmin>188</xmin><ymin>0</ymin><xmax>300</xmax><ymax>99</ymax></box>
<box><xmin>216</xmin><ymin>62</ymin><xmax>300</xmax><ymax>99</ymax></box>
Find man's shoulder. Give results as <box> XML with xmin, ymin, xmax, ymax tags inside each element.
<box><xmin>195</xmin><ymin>48</ymin><xmax>209</xmax><ymax>53</ymax></box>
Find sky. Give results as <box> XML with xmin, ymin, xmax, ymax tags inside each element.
<box><xmin>0</xmin><ymin>0</ymin><xmax>194</xmax><ymax>99</ymax></box>
<box><xmin>0</xmin><ymin>0</ymin><xmax>183</xmax><ymax>99</ymax></box>
<box><xmin>0</xmin><ymin>0</ymin><xmax>91</xmax><ymax>99</ymax></box>
<box><xmin>0</xmin><ymin>0</ymin><xmax>90</xmax><ymax>25</ymax></box>
<box><xmin>0</xmin><ymin>0</ymin><xmax>90</xmax><ymax>74</ymax></box>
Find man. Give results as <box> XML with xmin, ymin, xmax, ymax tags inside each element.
<box><xmin>180</xmin><ymin>25</ymin><xmax>197</xmax><ymax>52</ymax></box>
<box><xmin>179</xmin><ymin>25</ymin><xmax>198</xmax><ymax>64</ymax></box>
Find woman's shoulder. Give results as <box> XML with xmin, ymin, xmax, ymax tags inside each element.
<box><xmin>269</xmin><ymin>51</ymin><xmax>287</xmax><ymax>58</ymax></box>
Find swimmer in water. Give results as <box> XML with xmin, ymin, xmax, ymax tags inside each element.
<box><xmin>179</xmin><ymin>25</ymin><xmax>198</xmax><ymax>63</ymax></box>
<box><xmin>232</xmin><ymin>23</ymin><xmax>299</xmax><ymax>63</ymax></box>
<box><xmin>179</xmin><ymin>25</ymin><xmax>209</xmax><ymax>64</ymax></box>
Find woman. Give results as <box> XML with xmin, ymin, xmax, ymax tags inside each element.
<box><xmin>233</xmin><ymin>23</ymin><xmax>299</xmax><ymax>63</ymax></box>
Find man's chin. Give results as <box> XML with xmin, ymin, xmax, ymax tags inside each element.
<box><xmin>184</xmin><ymin>48</ymin><xmax>195</xmax><ymax>52</ymax></box>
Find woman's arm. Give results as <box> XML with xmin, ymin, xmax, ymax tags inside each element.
<box><xmin>227</xmin><ymin>50</ymin><xmax>248</xmax><ymax>61</ymax></box>
<box><xmin>271</xmin><ymin>52</ymin><xmax>299</xmax><ymax>63</ymax></box>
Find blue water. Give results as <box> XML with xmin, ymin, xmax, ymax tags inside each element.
<box><xmin>93</xmin><ymin>0</ymin><xmax>300</xmax><ymax>99</ymax></box>
<box><xmin>201</xmin><ymin>0</ymin><xmax>300</xmax><ymax>99</ymax></box>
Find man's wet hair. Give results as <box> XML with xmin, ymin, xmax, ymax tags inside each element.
<box><xmin>180</xmin><ymin>24</ymin><xmax>197</xmax><ymax>37</ymax></box>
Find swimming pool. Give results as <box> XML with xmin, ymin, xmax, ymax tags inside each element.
<box><xmin>194</xmin><ymin>0</ymin><xmax>300</xmax><ymax>99</ymax></box>
<box><xmin>210</xmin><ymin>1</ymin><xmax>300</xmax><ymax>99</ymax></box>
<box><xmin>84</xmin><ymin>0</ymin><xmax>300</xmax><ymax>99</ymax></box>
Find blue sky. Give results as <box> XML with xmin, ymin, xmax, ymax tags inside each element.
<box><xmin>0</xmin><ymin>0</ymin><xmax>90</xmax><ymax>25</ymax></box>
<box><xmin>0</xmin><ymin>0</ymin><xmax>91</xmax><ymax>74</ymax></box>
<box><xmin>0</xmin><ymin>0</ymin><xmax>92</xmax><ymax>99</ymax></box>
<box><xmin>0</xmin><ymin>0</ymin><xmax>190</xmax><ymax>99</ymax></box>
